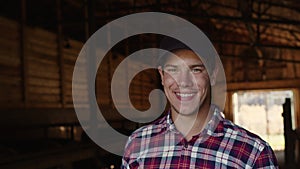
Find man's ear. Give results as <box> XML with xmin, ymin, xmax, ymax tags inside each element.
<box><xmin>210</xmin><ymin>65</ymin><xmax>219</xmax><ymax>86</ymax></box>
<box><xmin>158</xmin><ymin>66</ymin><xmax>164</xmax><ymax>86</ymax></box>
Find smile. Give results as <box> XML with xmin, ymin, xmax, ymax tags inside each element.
<box><xmin>174</xmin><ymin>92</ymin><xmax>197</xmax><ymax>101</ymax></box>
<box><xmin>175</xmin><ymin>93</ymin><xmax>196</xmax><ymax>97</ymax></box>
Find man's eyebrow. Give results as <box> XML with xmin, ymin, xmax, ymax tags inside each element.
<box><xmin>163</xmin><ymin>64</ymin><xmax>205</xmax><ymax>68</ymax></box>
<box><xmin>163</xmin><ymin>64</ymin><xmax>178</xmax><ymax>68</ymax></box>
<box><xmin>190</xmin><ymin>64</ymin><xmax>205</xmax><ymax>68</ymax></box>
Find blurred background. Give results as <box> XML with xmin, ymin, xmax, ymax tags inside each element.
<box><xmin>0</xmin><ymin>0</ymin><xmax>300</xmax><ymax>168</ymax></box>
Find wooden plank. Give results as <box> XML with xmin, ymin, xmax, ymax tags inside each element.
<box><xmin>27</xmin><ymin>35</ymin><xmax>58</xmax><ymax>49</ymax></box>
<box><xmin>0</xmin><ymin>65</ymin><xmax>21</xmax><ymax>76</ymax></box>
<box><xmin>0</xmin><ymin>28</ymin><xmax>19</xmax><ymax>41</ymax></box>
<box><xmin>283</xmin><ymin>50</ymin><xmax>296</xmax><ymax>79</ymax></box>
<box><xmin>28</xmin><ymin>94</ymin><xmax>61</xmax><ymax>103</ymax></box>
<box><xmin>65</xmin><ymin>87</ymin><xmax>89</xmax><ymax>96</ymax></box>
<box><xmin>64</xmin><ymin>103</ymin><xmax>89</xmax><ymax>108</ymax></box>
<box><xmin>68</xmin><ymin>39</ymin><xmax>83</xmax><ymax>49</ymax></box>
<box><xmin>265</xmin><ymin>68</ymin><xmax>283</xmax><ymax>80</ymax></box>
<box><xmin>63</xmin><ymin>52</ymin><xmax>77</xmax><ymax>62</ymax></box>
<box><xmin>28</xmin><ymin>70</ymin><xmax>60</xmax><ymax>80</ymax></box>
<box><xmin>0</xmin><ymin>30</ymin><xmax>18</xmax><ymax>43</ymax></box>
<box><xmin>27</xmin><ymin>60</ymin><xmax>59</xmax><ymax>73</ymax></box>
<box><xmin>27</xmin><ymin>53</ymin><xmax>58</xmax><ymax>66</ymax></box>
<box><xmin>25</xmin><ymin>27</ymin><xmax>57</xmax><ymax>42</ymax></box>
<box><xmin>64</xmin><ymin>71</ymin><xmax>74</xmax><ymax>80</ymax></box>
<box><xmin>28</xmin><ymin>77</ymin><xmax>60</xmax><ymax>87</ymax></box>
<box><xmin>0</xmin><ymin>91</ymin><xmax>22</xmax><ymax>101</ymax></box>
<box><xmin>26</xmin><ymin>42</ymin><xmax>58</xmax><ymax>57</ymax></box>
<box><xmin>64</xmin><ymin>64</ymin><xmax>75</xmax><ymax>72</ymax></box>
<box><xmin>64</xmin><ymin>103</ymin><xmax>74</xmax><ymax>108</ymax></box>
<box><xmin>26</xmin><ymin>38</ymin><xmax>58</xmax><ymax>55</ymax></box>
<box><xmin>28</xmin><ymin>86</ymin><xmax>61</xmax><ymax>95</ymax></box>
<box><xmin>29</xmin><ymin>60</ymin><xmax>59</xmax><ymax>73</ymax></box>
<box><xmin>63</xmin><ymin>48</ymin><xmax>81</xmax><ymax>56</ymax></box>
<box><xmin>65</xmin><ymin>95</ymin><xmax>89</xmax><ymax>102</ymax></box>
<box><xmin>223</xmin><ymin>58</ymin><xmax>233</xmax><ymax>82</ymax></box>
<box><xmin>27</xmin><ymin>102</ymin><xmax>62</xmax><ymax>108</ymax></box>
<box><xmin>227</xmin><ymin>79</ymin><xmax>300</xmax><ymax>91</ymax></box>
<box><xmin>0</xmin><ymin>16</ymin><xmax>19</xmax><ymax>29</ymax></box>
<box><xmin>64</xmin><ymin>67</ymin><xmax>76</xmax><ymax>84</ymax></box>
<box><xmin>0</xmin><ymin>53</ymin><xmax>21</xmax><ymax>67</ymax></box>
<box><xmin>0</xmin><ymin>74</ymin><xmax>21</xmax><ymax>86</ymax></box>
<box><xmin>0</xmin><ymin>36</ymin><xmax>20</xmax><ymax>49</ymax></box>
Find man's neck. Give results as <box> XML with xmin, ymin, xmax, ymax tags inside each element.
<box><xmin>171</xmin><ymin>103</ymin><xmax>212</xmax><ymax>141</ymax></box>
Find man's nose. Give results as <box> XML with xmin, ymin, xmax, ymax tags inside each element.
<box><xmin>177</xmin><ymin>71</ymin><xmax>194</xmax><ymax>87</ymax></box>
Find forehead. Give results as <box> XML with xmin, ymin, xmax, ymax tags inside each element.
<box><xmin>164</xmin><ymin>49</ymin><xmax>203</xmax><ymax>65</ymax></box>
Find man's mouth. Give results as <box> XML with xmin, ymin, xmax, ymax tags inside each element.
<box><xmin>175</xmin><ymin>92</ymin><xmax>197</xmax><ymax>101</ymax></box>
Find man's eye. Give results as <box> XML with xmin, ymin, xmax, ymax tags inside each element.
<box><xmin>165</xmin><ymin>68</ymin><xmax>178</xmax><ymax>73</ymax></box>
<box><xmin>191</xmin><ymin>68</ymin><xmax>203</xmax><ymax>73</ymax></box>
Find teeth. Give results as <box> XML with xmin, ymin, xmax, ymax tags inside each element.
<box><xmin>176</xmin><ymin>93</ymin><xmax>195</xmax><ymax>97</ymax></box>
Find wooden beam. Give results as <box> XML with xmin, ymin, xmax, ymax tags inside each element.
<box><xmin>227</xmin><ymin>79</ymin><xmax>300</xmax><ymax>91</ymax></box>
<box><xmin>20</xmin><ymin>0</ymin><xmax>28</xmax><ymax>107</ymax></box>
<box><xmin>56</xmin><ymin>0</ymin><xmax>66</xmax><ymax>107</ymax></box>
<box><xmin>0</xmin><ymin>108</ymin><xmax>80</xmax><ymax>127</ymax></box>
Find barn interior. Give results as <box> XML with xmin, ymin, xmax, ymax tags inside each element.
<box><xmin>0</xmin><ymin>0</ymin><xmax>300</xmax><ymax>168</ymax></box>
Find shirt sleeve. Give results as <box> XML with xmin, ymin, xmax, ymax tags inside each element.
<box><xmin>121</xmin><ymin>136</ymin><xmax>132</xmax><ymax>169</ymax></box>
<box><xmin>121</xmin><ymin>135</ymin><xmax>140</xmax><ymax>169</ymax></box>
<box><xmin>253</xmin><ymin>144</ymin><xmax>279</xmax><ymax>169</ymax></box>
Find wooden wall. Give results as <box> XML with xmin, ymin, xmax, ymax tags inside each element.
<box><xmin>0</xmin><ymin>16</ymin><xmax>78</xmax><ymax>108</ymax></box>
<box><xmin>0</xmin><ymin>16</ymin><xmax>160</xmax><ymax>141</ymax></box>
<box><xmin>0</xmin><ymin>15</ymin><xmax>299</xmax><ymax>132</ymax></box>
<box><xmin>0</xmin><ymin>15</ymin><xmax>159</xmax><ymax>109</ymax></box>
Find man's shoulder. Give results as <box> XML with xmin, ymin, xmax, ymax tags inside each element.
<box><xmin>129</xmin><ymin>115</ymin><xmax>167</xmax><ymax>140</ymax></box>
<box><xmin>221</xmin><ymin>118</ymin><xmax>269</xmax><ymax>149</ymax></box>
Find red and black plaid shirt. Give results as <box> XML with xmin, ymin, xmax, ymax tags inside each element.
<box><xmin>121</xmin><ymin>107</ymin><xmax>278</xmax><ymax>169</ymax></box>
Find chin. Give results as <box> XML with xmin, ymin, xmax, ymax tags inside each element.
<box><xmin>173</xmin><ymin>105</ymin><xmax>199</xmax><ymax>116</ymax></box>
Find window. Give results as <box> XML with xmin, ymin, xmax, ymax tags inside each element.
<box><xmin>232</xmin><ymin>90</ymin><xmax>295</xmax><ymax>151</ymax></box>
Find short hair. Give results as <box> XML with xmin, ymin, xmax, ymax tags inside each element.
<box><xmin>158</xmin><ymin>36</ymin><xmax>216</xmax><ymax>74</ymax></box>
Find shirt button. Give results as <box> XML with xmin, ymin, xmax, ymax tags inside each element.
<box><xmin>184</xmin><ymin>143</ymin><xmax>188</xmax><ymax>148</ymax></box>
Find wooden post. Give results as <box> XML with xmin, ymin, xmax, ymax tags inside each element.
<box><xmin>84</xmin><ymin>0</ymin><xmax>98</xmax><ymax>137</ymax></box>
<box><xmin>56</xmin><ymin>0</ymin><xmax>66</xmax><ymax>107</ymax></box>
<box><xmin>282</xmin><ymin>98</ymin><xmax>296</xmax><ymax>167</ymax></box>
<box><xmin>20</xmin><ymin>0</ymin><xmax>28</xmax><ymax>107</ymax></box>
<box><xmin>70</xmin><ymin>125</ymin><xmax>74</xmax><ymax>140</ymax></box>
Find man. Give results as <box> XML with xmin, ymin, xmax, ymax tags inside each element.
<box><xmin>121</xmin><ymin>36</ymin><xmax>278</xmax><ymax>169</ymax></box>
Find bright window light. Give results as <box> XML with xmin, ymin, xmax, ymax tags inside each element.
<box><xmin>232</xmin><ymin>90</ymin><xmax>294</xmax><ymax>151</ymax></box>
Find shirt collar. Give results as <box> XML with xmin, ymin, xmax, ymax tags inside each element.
<box><xmin>164</xmin><ymin>105</ymin><xmax>225</xmax><ymax>137</ymax></box>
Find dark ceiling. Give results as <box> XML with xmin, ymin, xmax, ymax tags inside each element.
<box><xmin>1</xmin><ymin>0</ymin><xmax>300</xmax><ymax>52</ymax></box>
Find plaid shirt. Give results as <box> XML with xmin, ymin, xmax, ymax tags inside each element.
<box><xmin>121</xmin><ymin>107</ymin><xmax>278</xmax><ymax>169</ymax></box>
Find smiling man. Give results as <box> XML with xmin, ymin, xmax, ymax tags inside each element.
<box><xmin>121</xmin><ymin>36</ymin><xmax>278</xmax><ymax>169</ymax></box>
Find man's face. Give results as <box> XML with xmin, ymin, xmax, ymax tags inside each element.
<box><xmin>159</xmin><ymin>49</ymin><xmax>211</xmax><ymax>116</ymax></box>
